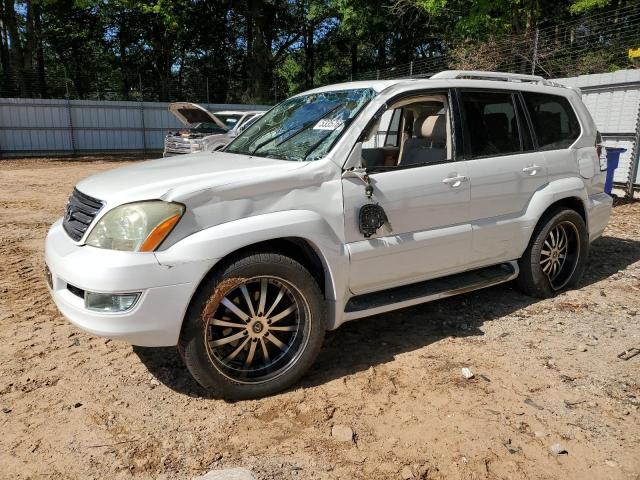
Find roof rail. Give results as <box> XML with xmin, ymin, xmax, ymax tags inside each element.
<box><xmin>430</xmin><ymin>70</ymin><xmax>564</xmax><ymax>87</ymax></box>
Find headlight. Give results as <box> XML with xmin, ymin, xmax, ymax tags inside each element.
<box><xmin>85</xmin><ymin>201</ymin><xmax>184</xmax><ymax>252</ymax></box>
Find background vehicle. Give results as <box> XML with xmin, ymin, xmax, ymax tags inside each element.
<box><xmin>164</xmin><ymin>103</ymin><xmax>264</xmax><ymax>156</ymax></box>
<box><xmin>46</xmin><ymin>71</ymin><xmax>611</xmax><ymax>400</ymax></box>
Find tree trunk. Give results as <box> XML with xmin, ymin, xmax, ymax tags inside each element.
<box><xmin>244</xmin><ymin>0</ymin><xmax>272</xmax><ymax>103</ymax></box>
<box><xmin>33</xmin><ymin>1</ymin><xmax>45</xmax><ymax>97</ymax></box>
<box><xmin>24</xmin><ymin>0</ymin><xmax>36</xmax><ymax>95</ymax></box>
<box><xmin>303</xmin><ymin>23</ymin><xmax>314</xmax><ymax>89</ymax></box>
<box><xmin>0</xmin><ymin>1</ymin><xmax>8</xmax><ymax>69</ymax></box>
<box><xmin>118</xmin><ymin>20</ymin><xmax>130</xmax><ymax>100</ymax></box>
<box><xmin>149</xmin><ymin>25</ymin><xmax>173</xmax><ymax>102</ymax></box>
<box><xmin>350</xmin><ymin>42</ymin><xmax>358</xmax><ymax>80</ymax></box>
<box><xmin>4</xmin><ymin>0</ymin><xmax>28</xmax><ymax>95</ymax></box>
<box><xmin>377</xmin><ymin>40</ymin><xmax>386</xmax><ymax>70</ymax></box>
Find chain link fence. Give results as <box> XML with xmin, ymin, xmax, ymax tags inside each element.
<box><xmin>353</xmin><ymin>3</ymin><xmax>640</xmax><ymax>82</ymax></box>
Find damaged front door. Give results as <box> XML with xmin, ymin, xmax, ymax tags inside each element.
<box><xmin>343</xmin><ymin>160</ymin><xmax>472</xmax><ymax>295</ymax></box>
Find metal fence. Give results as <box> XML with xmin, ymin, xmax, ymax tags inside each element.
<box><xmin>555</xmin><ymin>69</ymin><xmax>640</xmax><ymax>197</ymax></box>
<box><xmin>0</xmin><ymin>98</ymin><xmax>269</xmax><ymax>158</ymax></box>
<box><xmin>1</xmin><ymin>70</ymin><xmax>638</xmax><ymax>197</ymax></box>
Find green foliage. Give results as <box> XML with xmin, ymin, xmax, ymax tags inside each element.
<box><xmin>569</xmin><ymin>0</ymin><xmax>610</xmax><ymax>14</ymax></box>
<box><xmin>0</xmin><ymin>0</ymin><xmax>636</xmax><ymax>102</ymax></box>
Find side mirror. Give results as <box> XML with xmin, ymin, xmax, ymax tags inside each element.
<box><xmin>359</xmin><ymin>203</ymin><xmax>388</xmax><ymax>238</ymax></box>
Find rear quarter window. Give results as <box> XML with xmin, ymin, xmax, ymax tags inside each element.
<box><xmin>522</xmin><ymin>92</ymin><xmax>580</xmax><ymax>150</ymax></box>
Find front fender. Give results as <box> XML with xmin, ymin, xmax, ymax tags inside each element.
<box><xmin>154</xmin><ymin>210</ymin><xmax>347</xmax><ymax>304</ymax></box>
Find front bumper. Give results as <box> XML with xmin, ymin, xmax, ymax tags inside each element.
<box><xmin>45</xmin><ymin>219</ymin><xmax>213</xmax><ymax>346</ymax></box>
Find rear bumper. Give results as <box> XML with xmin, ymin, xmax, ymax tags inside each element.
<box><xmin>587</xmin><ymin>192</ymin><xmax>613</xmax><ymax>242</ymax></box>
<box><xmin>45</xmin><ymin>219</ymin><xmax>213</xmax><ymax>346</ymax></box>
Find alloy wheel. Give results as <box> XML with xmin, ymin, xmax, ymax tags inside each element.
<box><xmin>203</xmin><ymin>276</ymin><xmax>310</xmax><ymax>384</ymax></box>
<box><xmin>540</xmin><ymin>221</ymin><xmax>580</xmax><ymax>291</ymax></box>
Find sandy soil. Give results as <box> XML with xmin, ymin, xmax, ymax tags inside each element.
<box><xmin>1</xmin><ymin>157</ymin><xmax>639</xmax><ymax>480</ymax></box>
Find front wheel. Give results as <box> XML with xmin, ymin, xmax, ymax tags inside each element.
<box><xmin>179</xmin><ymin>252</ymin><xmax>326</xmax><ymax>400</ymax></box>
<box><xmin>517</xmin><ymin>208</ymin><xmax>589</xmax><ymax>298</ymax></box>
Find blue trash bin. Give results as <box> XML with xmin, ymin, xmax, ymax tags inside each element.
<box><xmin>604</xmin><ymin>147</ymin><xmax>626</xmax><ymax>195</ymax></box>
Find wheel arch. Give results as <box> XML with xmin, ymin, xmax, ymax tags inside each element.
<box><xmin>521</xmin><ymin>194</ymin><xmax>588</xmax><ymax>256</ymax></box>
<box><xmin>540</xmin><ymin>195</ymin><xmax>587</xmax><ymax>226</ymax></box>
<box><xmin>517</xmin><ymin>177</ymin><xmax>590</xmax><ymax>258</ymax></box>
<box><xmin>156</xmin><ymin>209</ymin><xmax>346</xmax><ymax>333</ymax></box>
<box><xmin>203</xmin><ymin>236</ymin><xmax>333</xmax><ymax>299</ymax></box>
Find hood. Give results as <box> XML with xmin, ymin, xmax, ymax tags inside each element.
<box><xmin>169</xmin><ymin>102</ymin><xmax>226</xmax><ymax>129</ymax></box>
<box><xmin>75</xmin><ymin>152</ymin><xmax>309</xmax><ymax>205</ymax></box>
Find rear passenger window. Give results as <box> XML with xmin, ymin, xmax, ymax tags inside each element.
<box><xmin>460</xmin><ymin>91</ymin><xmax>522</xmax><ymax>157</ymax></box>
<box><xmin>522</xmin><ymin>92</ymin><xmax>580</xmax><ymax>150</ymax></box>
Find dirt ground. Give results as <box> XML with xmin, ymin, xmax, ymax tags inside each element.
<box><xmin>0</xmin><ymin>157</ymin><xmax>639</xmax><ymax>480</ymax></box>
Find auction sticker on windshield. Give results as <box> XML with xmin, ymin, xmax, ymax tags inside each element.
<box><xmin>314</xmin><ymin>118</ymin><xmax>344</xmax><ymax>130</ymax></box>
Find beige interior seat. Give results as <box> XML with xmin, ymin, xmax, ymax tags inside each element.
<box><xmin>398</xmin><ymin>114</ymin><xmax>447</xmax><ymax>165</ymax></box>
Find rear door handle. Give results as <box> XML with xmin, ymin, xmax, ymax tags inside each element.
<box><xmin>442</xmin><ymin>175</ymin><xmax>469</xmax><ymax>188</ymax></box>
<box><xmin>522</xmin><ymin>165</ymin><xmax>541</xmax><ymax>175</ymax></box>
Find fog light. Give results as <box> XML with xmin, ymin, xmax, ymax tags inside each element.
<box><xmin>85</xmin><ymin>292</ymin><xmax>140</xmax><ymax>312</ymax></box>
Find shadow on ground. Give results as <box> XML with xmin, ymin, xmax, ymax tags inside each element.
<box><xmin>134</xmin><ymin>234</ymin><xmax>640</xmax><ymax>398</ymax></box>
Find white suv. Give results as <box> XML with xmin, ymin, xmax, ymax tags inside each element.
<box><xmin>45</xmin><ymin>71</ymin><xmax>612</xmax><ymax>399</ymax></box>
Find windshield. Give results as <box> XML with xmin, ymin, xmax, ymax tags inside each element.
<box><xmin>192</xmin><ymin>122</ymin><xmax>226</xmax><ymax>133</ymax></box>
<box><xmin>215</xmin><ymin>114</ymin><xmax>243</xmax><ymax>130</ymax></box>
<box><xmin>191</xmin><ymin>114</ymin><xmax>243</xmax><ymax>133</ymax></box>
<box><xmin>226</xmin><ymin>88</ymin><xmax>376</xmax><ymax>161</ymax></box>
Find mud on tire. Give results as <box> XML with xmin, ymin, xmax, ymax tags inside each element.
<box><xmin>178</xmin><ymin>252</ymin><xmax>326</xmax><ymax>400</ymax></box>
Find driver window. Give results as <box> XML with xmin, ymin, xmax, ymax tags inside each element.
<box><xmin>361</xmin><ymin>94</ymin><xmax>452</xmax><ymax>169</ymax></box>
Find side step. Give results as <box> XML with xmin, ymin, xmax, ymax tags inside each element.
<box><xmin>343</xmin><ymin>261</ymin><xmax>519</xmax><ymax>321</ymax></box>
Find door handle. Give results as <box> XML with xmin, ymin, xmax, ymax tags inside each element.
<box><xmin>522</xmin><ymin>165</ymin><xmax>541</xmax><ymax>175</ymax></box>
<box><xmin>442</xmin><ymin>175</ymin><xmax>469</xmax><ymax>188</ymax></box>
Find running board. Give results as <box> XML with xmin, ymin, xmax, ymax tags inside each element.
<box><xmin>343</xmin><ymin>261</ymin><xmax>519</xmax><ymax>321</ymax></box>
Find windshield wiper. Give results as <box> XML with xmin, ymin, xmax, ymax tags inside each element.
<box><xmin>250</xmin><ymin>125</ymin><xmax>299</xmax><ymax>155</ymax></box>
<box><xmin>274</xmin><ymin>103</ymin><xmax>344</xmax><ymax>148</ymax></box>
<box><xmin>250</xmin><ymin>103</ymin><xmax>343</xmax><ymax>156</ymax></box>
<box><xmin>302</xmin><ymin>117</ymin><xmax>353</xmax><ymax>161</ymax></box>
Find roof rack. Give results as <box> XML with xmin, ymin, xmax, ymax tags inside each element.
<box><xmin>430</xmin><ymin>70</ymin><xmax>565</xmax><ymax>88</ymax></box>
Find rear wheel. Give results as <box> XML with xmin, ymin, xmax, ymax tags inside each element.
<box><xmin>179</xmin><ymin>252</ymin><xmax>325</xmax><ymax>400</ymax></box>
<box><xmin>517</xmin><ymin>208</ymin><xmax>589</xmax><ymax>298</ymax></box>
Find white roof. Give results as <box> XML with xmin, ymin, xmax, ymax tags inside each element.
<box><xmin>299</xmin><ymin>80</ymin><xmax>406</xmax><ymax>95</ymax></box>
<box><xmin>294</xmin><ymin>70</ymin><xmax>577</xmax><ymax>98</ymax></box>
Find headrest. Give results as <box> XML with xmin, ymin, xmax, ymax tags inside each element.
<box><xmin>413</xmin><ymin>115</ymin><xmax>429</xmax><ymax>137</ymax></box>
<box><xmin>421</xmin><ymin>115</ymin><xmax>446</xmax><ymax>143</ymax></box>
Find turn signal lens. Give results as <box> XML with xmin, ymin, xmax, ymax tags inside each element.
<box><xmin>139</xmin><ymin>213</ymin><xmax>182</xmax><ymax>252</ymax></box>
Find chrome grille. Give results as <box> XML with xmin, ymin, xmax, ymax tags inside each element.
<box><xmin>62</xmin><ymin>188</ymin><xmax>104</xmax><ymax>241</ymax></box>
<box><xmin>165</xmin><ymin>136</ymin><xmax>194</xmax><ymax>154</ymax></box>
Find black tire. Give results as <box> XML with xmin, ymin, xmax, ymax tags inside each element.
<box><xmin>179</xmin><ymin>252</ymin><xmax>326</xmax><ymax>400</ymax></box>
<box><xmin>517</xmin><ymin>208</ymin><xmax>589</xmax><ymax>298</ymax></box>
